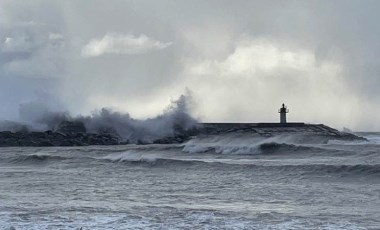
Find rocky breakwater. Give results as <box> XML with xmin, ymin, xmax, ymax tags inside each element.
<box><xmin>195</xmin><ymin>123</ymin><xmax>366</xmax><ymax>142</ymax></box>
<box><xmin>0</xmin><ymin>121</ymin><xmax>366</xmax><ymax>147</ymax></box>
<box><xmin>0</xmin><ymin>121</ymin><xmax>120</xmax><ymax>147</ymax></box>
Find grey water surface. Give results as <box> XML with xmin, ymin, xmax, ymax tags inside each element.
<box><xmin>1</xmin><ymin>133</ymin><xmax>379</xmax><ymax>229</ymax></box>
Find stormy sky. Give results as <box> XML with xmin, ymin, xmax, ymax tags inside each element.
<box><xmin>1</xmin><ymin>0</ymin><xmax>380</xmax><ymax>131</ymax></box>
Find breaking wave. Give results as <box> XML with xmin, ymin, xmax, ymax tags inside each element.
<box><xmin>102</xmin><ymin>152</ymin><xmax>380</xmax><ymax>177</ymax></box>
<box><xmin>101</xmin><ymin>152</ymin><xmax>196</xmax><ymax>166</ymax></box>
<box><xmin>2</xmin><ymin>147</ymin><xmax>379</xmax><ymax>178</ymax></box>
<box><xmin>4</xmin><ymin>93</ymin><xmax>197</xmax><ymax>144</ymax></box>
<box><xmin>100</xmin><ymin>152</ymin><xmax>380</xmax><ymax>177</ymax></box>
<box><xmin>182</xmin><ymin>133</ymin><xmax>336</xmax><ymax>155</ymax></box>
<box><xmin>183</xmin><ymin>141</ymin><xmax>322</xmax><ymax>155</ymax></box>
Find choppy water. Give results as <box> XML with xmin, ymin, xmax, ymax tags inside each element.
<box><xmin>1</xmin><ymin>133</ymin><xmax>380</xmax><ymax>229</ymax></box>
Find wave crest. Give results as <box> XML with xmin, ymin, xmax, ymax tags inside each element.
<box><xmin>182</xmin><ymin>134</ymin><xmax>325</xmax><ymax>155</ymax></box>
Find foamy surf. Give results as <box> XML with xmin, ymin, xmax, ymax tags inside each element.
<box><xmin>182</xmin><ymin>133</ymin><xmax>334</xmax><ymax>155</ymax></box>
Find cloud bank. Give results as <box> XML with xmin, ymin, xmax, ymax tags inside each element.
<box><xmin>81</xmin><ymin>33</ymin><xmax>172</xmax><ymax>57</ymax></box>
<box><xmin>1</xmin><ymin>0</ymin><xmax>380</xmax><ymax>131</ymax></box>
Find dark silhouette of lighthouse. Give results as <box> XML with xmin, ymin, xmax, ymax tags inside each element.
<box><xmin>278</xmin><ymin>103</ymin><xmax>289</xmax><ymax>124</ymax></box>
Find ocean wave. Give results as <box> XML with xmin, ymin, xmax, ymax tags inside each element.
<box><xmin>99</xmin><ymin>152</ymin><xmax>380</xmax><ymax>177</ymax></box>
<box><xmin>101</xmin><ymin>151</ymin><xmax>198</xmax><ymax>166</ymax></box>
<box><xmin>328</xmin><ymin>134</ymin><xmax>380</xmax><ymax>145</ymax></box>
<box><xmin>6</xmin><ymin>154</ymin><xmax>70</xmax><ymax>163</ymax></box>
<box><xmin>182</xmin><ymin>141</ymin><xmax>324</xmax><ymax>155</ymax></box>
<box><xmin>102</xmin><ymin>151</ymin><xmax>159</xmax><ymax>163</ymax></box>
<box><xmin>180</xmin><ymin>133</ymin><xmax>338</xmax><ymax>155</ymax></box>
<box><xmin>266</xmin><ymin>163</ymin><xmax>380</xmax><ymax>178</ymax></box>
<box><xmin>3</xmin><ymin>150</ymin><xmax>379</xmax><ymax>178</ymax></box>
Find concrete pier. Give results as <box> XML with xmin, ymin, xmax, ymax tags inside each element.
<box><xmin>195</xmin><ymin>122</ymin><xmax>364</xmax><ymax>141</ymax></box>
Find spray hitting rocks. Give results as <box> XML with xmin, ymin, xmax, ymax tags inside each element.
<box><xmin>0</xmin><ymin>94</ymin><xmax>198</xmax><ymax>146</ymax></box>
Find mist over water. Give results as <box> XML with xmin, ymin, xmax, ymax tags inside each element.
<box><xmin>78</xmin><ymin>94</ymin><xmax>197</xmax><ymax>142</ymax></box>
<box><xmin>0</xmin><ymin>94</ymin><xmax>197</xmax><ymax>143</ymax></box>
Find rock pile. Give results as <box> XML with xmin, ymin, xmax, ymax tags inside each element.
<box><xmin>0</xmin><ymin>120</ymin><xmax>120</xmax><ymax>147</ymax></box>
<box><xmin>0</xmin><ymin>130</ymin><xmax>120</xmax><ymax>147</ymax></box>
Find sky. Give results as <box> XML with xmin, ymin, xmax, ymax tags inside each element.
<box><xmin>1</xmin><ymin>0</ymin><xmax>380</xmax><ymax>131</ymax></box>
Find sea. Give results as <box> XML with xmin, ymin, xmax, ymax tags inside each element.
<box><xmin>0</xmin><ymin>132</ymin><xmax>379</xmax><ymax>229</ymax></box>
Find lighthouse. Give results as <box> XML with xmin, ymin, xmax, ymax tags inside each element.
<box><xmin>278</xmin><ymin>103</ymin><xmax>289</xmax><ymax>124</ymax></box>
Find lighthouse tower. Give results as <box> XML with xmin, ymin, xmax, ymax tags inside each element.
<box><xmin>278</xmin><ymin>103</ymin><xmax>289</xmax><ymax>124</ymax></box>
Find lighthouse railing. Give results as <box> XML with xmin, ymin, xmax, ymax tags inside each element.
<box><xmin>278</xmin><ymin>109</ymin><xmax>289</xmax><ymax>113</ymax></box>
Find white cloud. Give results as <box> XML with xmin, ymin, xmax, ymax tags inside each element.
<box><xmin>186</xmin><ymin>38</ymin><xmax>320</xmax><ymax>77</ymax></box>
<box><xmin>178</xmin><ymin>37</ymin><xmax>363</xmax><ymax>129</ymax></box>
<box><xmin>81</xmin><ymin>33</ymin><xmax>172</xmax><ymax>57</ymax></box>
